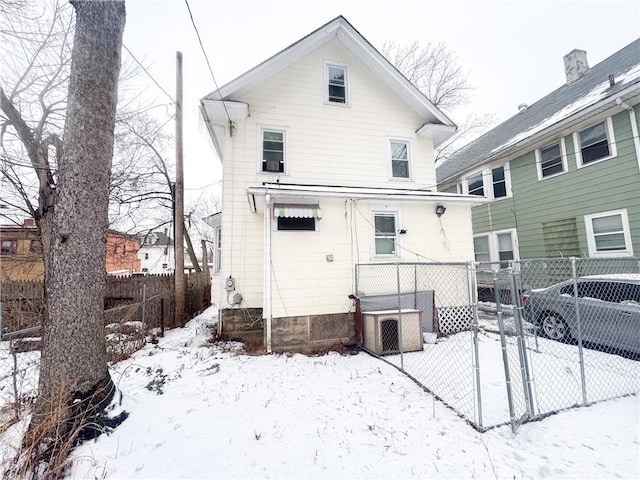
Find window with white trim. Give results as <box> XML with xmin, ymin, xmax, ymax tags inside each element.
<box><xmin>473</xmin><ymin>229</ymin><xmax>518</xmax><ymax>267</ymax></box>
<box><xmin>260</xmin><ymin>128</ymin><xmax>286</xmax><ymax>173</ymax></box>
<box><xmin>325</xmin><ymin>62</ymin><xmax>349</xmax><ymax>105</ymax></box>
<box><xmin>463</xmin><ymin>164</ymin><xmax>511</xmax><ymax>199</ymax></box>
<box><xmin>473</xmin><ymin>236</ymin><xmax>490</xmax><ymax>264</ymax></box>
<box><xmin>584</xmin><ymin>209</ymin><xmax>633</xmax><ymax>257</ymax></box>
<box><xmin>574</xmin><ymin>118</ymin><xmax>616</xmax><ymax>167</ymax></box>
<box><xmin>536</xmin><ymin>139</ymin><xmax>568</xmax><ymax>180</ymax></box>
<box><xmin>467</xmin><ymin>173</ymin><xmax>484</xmax><ymax>196</ymax></box>
<box><xmin>390</xmin><ymin>140</ymin><xmax>411</xmax><ymax>179</ymax></box>
<box><xmin>373</xmin><ymin>212</ymin><xmax>398</xmax><ymax>256</ymax></box>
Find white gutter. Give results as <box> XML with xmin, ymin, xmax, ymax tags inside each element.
<box><xmin>246</xmin><ymin>185</ymin><xmax>487</xmax><ymax>211</ymax></box>
<box><xmin>264</xmin><ymin>193</ymin><xmax>273</xmax><ymax>353</ymax></box>
<box><xmin>616</xmin><ymin>97</ymin><xmax>640</xmax><ymax>172</ymax></box>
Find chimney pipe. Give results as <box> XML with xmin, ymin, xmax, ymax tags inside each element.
<box><xmin>563</xmin><ymin>49</ymin><xmax>589</xmax><ymax>85</ymax></box>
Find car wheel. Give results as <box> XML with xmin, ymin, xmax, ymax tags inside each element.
<box><xmin>539</xmin><ymin>312</ymin><xmax>570</xmax><ymax>342</ymax></box>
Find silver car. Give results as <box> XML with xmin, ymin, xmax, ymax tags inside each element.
<box><xmin>522</xmin><ymin>274</ymin><xmax>640</xmax><ymax>355</ymax></box>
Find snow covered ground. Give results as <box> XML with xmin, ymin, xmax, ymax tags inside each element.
<box><xmin>1</xmin><ymin>305</ymin><xmax>639</xmax><ymax>479</ymax></box>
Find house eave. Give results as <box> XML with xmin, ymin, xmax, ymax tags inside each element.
<box><xmin>417</xmin><ymin>123</ymin><xmax>458</xmax><ymax>147</ymax></box>
<box><xmin>201</xmin><ymin>16</ymin><xmax>455</xmax><ymax>130</ymax></box>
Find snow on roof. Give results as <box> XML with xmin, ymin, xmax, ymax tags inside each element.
<box><xmin>437</xmin><ymin>38</ymin><xmax>640</xmax><ymax>184</ymax></box>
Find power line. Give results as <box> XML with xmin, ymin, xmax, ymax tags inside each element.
<box><xmin>183</xmin><ymin>0</ymin><xmax>231</xmax><ymax>125</ymax></box>
<box><xmin>122</xmin><ymin>43</ymin><xmax>176</xmax><ymax>105</ymax></box>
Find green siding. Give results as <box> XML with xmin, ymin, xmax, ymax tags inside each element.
<box><xmin>471</xmin><ymin>108</ymin><xmax>640</xmax><ymax>259</ymax></box>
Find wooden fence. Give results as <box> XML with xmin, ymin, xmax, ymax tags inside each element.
<box><xmin>1</xmin><ymin>272</ymin><xmax>211</xmax><ymax>337</ymax></box>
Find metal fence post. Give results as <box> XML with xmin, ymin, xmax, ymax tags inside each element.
<box><xmin>571</xmin><ymin>257</ymin><xmax>588</xmax><ymax>405</ymax></box>
<box><xmin>396</xmin><ymin>262</ymin><xmax>404</xmax><ymax>371</ymax></box>
<box><xmin>494</xmin><ymin>271</ymin><xmax>517</xmax><ymax>432</ymax></box>
<box><xmin>468</xmin><ymin>261</ymin><xmax>483</xmax><ymax>428</ymax></box>
<box><xmin>510</xmin><ymin>270</ymin><xmax>535</xmax><ymax>417</ymax></box>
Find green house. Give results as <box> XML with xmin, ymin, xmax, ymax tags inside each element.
<box><xmin>437</xmin><ymin>40</ymin><xmax>640</xmax><ymax>266</ymax></box>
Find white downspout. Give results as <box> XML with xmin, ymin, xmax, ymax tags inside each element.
<box><xmin>616</xmin><ymin>98</ymin><xmax>640</xmax><ymax>173</ymax></box>
<box><xmin>264</xmin><ymin>193</ymin><xmax>273</xmax><ymax>353</ymax></box>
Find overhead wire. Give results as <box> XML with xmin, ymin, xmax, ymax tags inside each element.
<box><xmin>183</xmin><ymin>0</ymin><xmax>232</xmax><ymax>126</ymax></box>
<box><xmin>122</xmin><ymin>43</ymin><xmax>176</xmax><ymax>105</ymax></box>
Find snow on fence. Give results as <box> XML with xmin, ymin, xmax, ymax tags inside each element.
<box><xmin>355</xmin><ymin>258</ymin><xmax>640</xmax><ymax>432</ymax></box>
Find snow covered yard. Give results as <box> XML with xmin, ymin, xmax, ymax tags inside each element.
<box><xmin>1</xmin><ymin>305</ymin><xmax>639</xmax><ymax>479</ymax></box>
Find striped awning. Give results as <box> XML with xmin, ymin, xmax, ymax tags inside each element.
<box><xmin>273</xmin><ymin>204</ymin><xmax>322</xmax><ymax>219</ymax></box>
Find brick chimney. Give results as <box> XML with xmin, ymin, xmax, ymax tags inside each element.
<box><xmin>563</xmin><ymin>49</ymin><xmax>589</xmax><ymax>84</ymax></box>
<box><xmin>23</xmin><ymin>218</ymin><xmax>35</xmax><ymax>227</ymax></box>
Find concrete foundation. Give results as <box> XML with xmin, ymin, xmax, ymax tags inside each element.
<box><xmin>221</xmin><ymin>309</ymin><xmax>355</xmax><ymax>352</ymax></box>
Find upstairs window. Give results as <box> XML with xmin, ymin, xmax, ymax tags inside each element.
<box><xmin>390</xmin><ymin>140</ymin><xmax>411</xmax><ymax>179</ymax></box>
<box><xmin>325</xmin><ymin>62</ymin><xmax>349</xmax><ymax>105</ymax></box>
<box><xmin>260</xmin><ymin>128</ymin><xmax>286</xmax><ymax>173</ymax></box>
<box><xmin>536</xmin><ymin>140</ymin><xmax>567</xmax><ymax>180</ymax></box>
<box><xmin>373</xmin><ymin>213</ymin><xmax>397</xmax><ymax>256</ymax></box>
<box><xmin>464</xmin><ymin>164</ymin><xmax>511</xmax><ymax>199</ymax></box>
<box><xmin>575</xmin><ymin>118</ymin><xmax>616</xmax><ymax>167</ymax></box>
<box><xmin>29</xmin><ymin>239</ymin><xmax>42</xmax><ymax>254</ymax></box>
<box><xmin>467</xmin><ymin>173</ymin><xmax>484</xmax><ymax>196</ymax></box>
<box><xmin>1</xmin><ymin>239</ymin><xmax>17</xmax><ymax>254</ymax></box>
<box><xmin>492</xmin><ymin>166</ymin><xmax>507</xmax><ymax>198</ymax></box>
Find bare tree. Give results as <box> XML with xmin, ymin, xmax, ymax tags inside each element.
<box><xmin>383</xmin><ymin>40</ymin><xmax>470</xmax><ymax>112</ymax></box>
<box><xmin>14</xmin><ymin>1</ymin><xmax>127</xmax><ymax>476</ymax></box>
<box><xmin>0</xmin><ymin>0</ymin><xmax>174</xmax><ymax>244</ymax></box>
<box><xmin>382</xmin><ymin>40</ymin><xmax>495</xmax><ymax>164</ymax></box>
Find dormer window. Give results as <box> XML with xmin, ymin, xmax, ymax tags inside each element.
<box><xmin>325</xmin><ymin>62</ymin><xmax>349</xmax><ymax>105</ymax></box>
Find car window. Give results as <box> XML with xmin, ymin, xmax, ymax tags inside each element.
<box><xmin>576</xmin><ymin>282</ymin><xmax>606</xmax><ymax>300</ymax></box>
<box><xmin>615</xmin><ymin>282</ymin><xmax>640</xmax><ymax>304</ymax></box>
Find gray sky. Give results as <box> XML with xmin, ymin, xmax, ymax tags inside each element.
<box><xmin>122</xmin><ymin>0</ymin><xmax>640</xmax><ymax>203</ymax></box>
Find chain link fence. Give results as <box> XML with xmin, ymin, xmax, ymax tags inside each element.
<box><xmin>355</xmin><ymin>257</ymin><xmax>640</xmax><ymax>432</ymax></box>
<box><xmin>512</xmin><ymin>258</ymin><xmax>640</xmax><ymax>424</ymax></box>
<box><xmin>355</xmin><ymin>262</ymin><xmax>484</xmax><ymax>427</ymax></box>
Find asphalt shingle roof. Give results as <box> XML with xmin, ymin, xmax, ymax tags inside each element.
<box><xmin>436</xmin><ymin>39</ymin><xmax>640</xmax><ymax>184</ymax></box>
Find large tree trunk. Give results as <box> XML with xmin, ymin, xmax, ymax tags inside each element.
<box><xmin>27</xmin><ymin>0</ymin><xmax>126</xmax><ymax>467</ymax></box>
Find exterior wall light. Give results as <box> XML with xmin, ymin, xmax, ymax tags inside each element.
<box><xmin>435</xmin><ymin>205</ymin><xmax>446</xmax><ymax>217</ymax></box>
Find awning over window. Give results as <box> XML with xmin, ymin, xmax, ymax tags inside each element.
<box><xmin>273</xmin><ymin>204</ymin><xmax>322</xmax><ymax>219</ymax></box>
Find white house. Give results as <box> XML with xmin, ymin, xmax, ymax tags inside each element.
<box><xmin>137</xmin><ymin>230</ymin><xmax>174</xmax><ymax>274</ymax></box>
<box><xmin>200</xmin><ymin>16</ymin><xmax>484</xmax><ymax>352</ymax></box>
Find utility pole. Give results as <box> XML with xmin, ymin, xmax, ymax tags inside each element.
<box><xmin>174</xmin><ymin>51</ymin><xmax>186</xmax><ymax>326</ymax></box>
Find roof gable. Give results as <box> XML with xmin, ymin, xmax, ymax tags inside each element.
<box><xmin>201</xmin><ymin>16</ymin><xmax>455</xmax><ymax>138</ymax></box>
<box><xmin>437</xmin><ymin>38</ymin><xmax>640</xmax><ymax>184</ymax></box>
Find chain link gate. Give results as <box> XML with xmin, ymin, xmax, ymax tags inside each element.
<box><xmin>493</xmin><ymin>270</ymin><xmax>534</xmax><ymax>432</ymax></box>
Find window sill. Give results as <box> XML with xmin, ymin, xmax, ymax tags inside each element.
<box><xmin>577</xmin><ymin>153</ymin><xmax>618</xmax><ymax>169</ymax></box>
<box><xmin>537</xmin><ymin>170</ymin><xmax>568</xmax><ymax>181</ymax></box>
